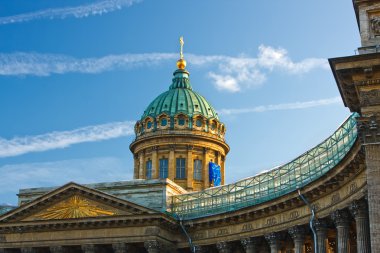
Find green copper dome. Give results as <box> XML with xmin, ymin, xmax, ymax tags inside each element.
<box><xmin>141</xmin><ymin>69</ymin><xmax>219</xmax><ymax>120</ymax></box>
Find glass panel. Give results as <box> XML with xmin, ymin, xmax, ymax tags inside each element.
<box><xmin>196</xmin><ymin>119</ymin><xmax>202</xmax><ymax>127</ymax></box>
<box><xmin>161</xmin><ymin>118</ymin><xmax>167</xmax><ymax>127</ymax></box>
<box><xmin>178</xmin><ymin>118</ymin><xmax>185</xmax><ymax>126</ymax></box>
<box><xmin>176</xmin><ymin>158</ymin><xmax>186</xmax><ymax>179</ymax></box>
<box><xmin>147</xmin><ymin>121</ymin><xmax>152</xmax><ymax>129</ymax></box>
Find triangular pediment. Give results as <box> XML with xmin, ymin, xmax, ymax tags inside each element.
<box><xmin>0</xmin><ymin>182</ymin><xmax>156</xmax><ymax>223</ymax></box>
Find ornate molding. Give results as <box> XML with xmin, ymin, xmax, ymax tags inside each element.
<box><xmin>357</xmin><ymin>115</ymin><xmax>380</xmax><ymax>144</ymax></box>
<box><xmin>31</xmin><ymin>195</ymin><xmax>117</xmax><ymax>220</ymax></box>
<box><xmin>359</xmin><ymin>89</ymin><xmax>380</xmax><ymax>107</ymax></box>
<box><xmin>371</xmin><ymin>16</ymin><xmax>380</xmax><ymax>36</ymax></box>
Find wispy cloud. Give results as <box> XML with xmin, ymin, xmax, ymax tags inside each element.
<box><xmin>218</xmin><ymin>97</ymin><xmax>342</xmax><ymax>115</ymax></box>
<box><xmin>0</xmin><ymin>45</ymin><xmax>328</xmax><ymax>92</ymax></box>
<box><xmin>0</xmin><ymin>121</ymin><xmax>135</xmax><ymax>158</ymax></box>
<box><xmin>0</xmin><ymin>0</ymin><xmax>141</xmax><ymax>25</ymax></box>
<box><xmin>0</xmin><ymin>157</ymin><xmax>132</xmax><ymax>204</ymax></box>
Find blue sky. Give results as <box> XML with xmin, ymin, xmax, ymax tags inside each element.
<box><xmin>0</xmin><ymin>0</ymin><xmax>359</xmax><ymax>205</ymax></box>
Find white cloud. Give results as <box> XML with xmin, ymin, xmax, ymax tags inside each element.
<box><xmin>0</xmin><ymin>52</ymin><xmax>177</xmax><ymax>76</ymax></box>
<box><xmin>0</xmin><ymin>45</ymin><xmax>328</xmax><ymax>92</ymax></box>
<box><xmin>218</xmin><ymin>97</ymin><xmax>342</xmax><ymax>115</ymax></box>
<box><xmin>0</xmin><ymin>0</ymin><xmax>141</xmax><ymax>25</ymax></box>
<box><xmin>0</xmin><ymin>121</ymin><xmax>135</xmax><ymax>158</ymax></box>
<box><xmin>0</xmin><ymin>157</ymin><xmax>132</xmax><ymax>204</ymax></box>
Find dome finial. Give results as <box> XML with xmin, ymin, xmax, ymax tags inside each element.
<box><xmin>177</xmin><ymin>36</ymin><xmax>187</xmax><ymax>70</ymax></box>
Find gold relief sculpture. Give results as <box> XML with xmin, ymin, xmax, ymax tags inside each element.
<box><xmin>34</xmin><ymin>195</ymin><xmax>117</xmax><ymax>220</ymax></box>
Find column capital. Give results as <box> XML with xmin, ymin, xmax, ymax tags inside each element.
<box><xmin>49</xmin><ymin>246</ymin><xmax>68</xmax><ymax>253</ymax></box>
<box><xmin>144</xmin><ymin>240</ymin><xmax>161</xmax><ymax>251</ymax></box>
<box><xmin>240</xmin><ymin>237</ymin><xmax>260</xmax><ymax>250</ymax></box>
<box><xmin>357</xmin><ymin>115</ymin><xmax>380</xmax><ymax>144</ymax></box>
<box><xmin>216</xmin><ymin>241</ymin><xmax>231</xmax><ymax>253</ymax></box>
<box><xmin>349</xmin><ymin>199</ymin><xmax>368</xmax><ymax>218</ymax></box>
<box><xmin>112</xmin><ymin>242</ymin><xmax>131</xmax><ymax>253</ymax></box>
<box><xmin>288</xmin><ymin>225</ymin><xmax>306</xmax><ymax>240</ymax></box>
<box><xmin>314</xmin><ymin>219</ymin><xmax>328</xmax><ymax>233</ymax></box>
<box><xmin>21</xmin><ymin>248</ymin><xmax>36</xmax><ymax>253</ymax></box>
<box><xmin>265</xmin><ymin>232</ymin><xmax>283</xmax><ymax>246</ymax></box>
<box><xmin>81</xmin><ymin>244</ymin><xmax>95</xmax><ymax>253</ymax></box>
<box><xmin>331</xmin><ymin>209</ymin><xmax>351</xmax><ymax>227</ymax></box>
<box><xmin>193</xmin><ymin>245</ymin><xmax>206</xmax><ymax>253</ymax></box>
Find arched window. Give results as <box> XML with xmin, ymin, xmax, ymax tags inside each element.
<box><xmin>178</xmin><ymin>117</ymin><xmax>185</xmax><ymax>126</ymax></box>
<box><xmin>196</xmin><ymin>118</ymin><xmax>203</xmax><ymax>127</ymax></box>
<box><xmin>147</xmin><ymin>121</ymin><xmax>153</xmax><ymax>129</ymax></box>
<box><xmin>146</xmin><ymin>160</ymin><xmax>152</xmax><ymax>179</ymax></box>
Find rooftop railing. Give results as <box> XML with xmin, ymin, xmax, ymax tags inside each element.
<box><xmin>168</xmin><ymin>113</ymin><xmax>358</xmax><ymax>219</ymax></box>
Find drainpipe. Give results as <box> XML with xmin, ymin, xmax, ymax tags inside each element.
<box><xmin>297</xmin><ymin>188</ymin><xmax>318</xmax><ymax>253</ymax></box>
<box><xmin>173</xmin><ymin>213</ymin><xmax>195</xmax><ymax>253</ymax></box>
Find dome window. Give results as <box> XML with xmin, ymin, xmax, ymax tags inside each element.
<box><xmin>161</xmin><ymin>118</ymin><xmax>168</xmax><ymax>127</ymax></box>
<box><xmin>180</xmin><ymin>103</ymin><xmax>184</xmax><ymax>107</ymax></box>
<box><xmin>178</xmin><ymin>118</ymin><xmax>185</xmax><ymax>126</ymax></box>
<box><xmin>147</xmin><ymin>121</ymin><xmax>153</xmax><ymax>129</ymax></box>
<box><xmin>196</xmin><ymin>119</ymin><xmax>203</xmax><ymax>127</ymax></box>
<box><xmin>211</xmin><ymin>123</ymin><xmax>216</xmax><ymax>130</ymax></box>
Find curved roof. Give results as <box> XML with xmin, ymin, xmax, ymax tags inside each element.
<box><xmin>140</xmin><ymin>69</ymin><xmax>219</xmax><ymax>120</ymax></box>
<box><xmin>168</xmin><ymin>113</ymin><xmax>358</xmax><ymax>219</ymax></box>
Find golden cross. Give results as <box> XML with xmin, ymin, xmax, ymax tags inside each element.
<box><xmin>179</xmin><ymin>36</ymin><xmax>184</xmax><ymax>59</ymax></box>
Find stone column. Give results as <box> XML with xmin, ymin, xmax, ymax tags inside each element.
<box><xmin>289</xmin><ymin>225</ymin><xmax>306</xmax><ymax>253</ymax></box>
<box><xmin>358</xmin><ymin>115</ymin><xmax>380</xmax><ymax>252</ymax></box>
<box><xmin>265</xmin><ymin>232</ymin><xmax>282</xmax><ymax>253</ymax></box>
<box><xmin>203</xmin><ymin>148</ymin><xmax>210</xmax><ymax>188</ymax></box>
<box><xmin>241</xmin><ymin>237</ymin><xmax>260</xmax><ymax>253</ymax></box>
<box><xmin>144</xmin><ymin>240</ymin><xmax>161</xmax><ymax>253</ymax></box>
<box><xmin>50</xmin><ymin>246</ymin><xmax>67</xmax><ymax>253</ymax></box>
<box><xmin>168</xmin><ymin>145</ymin><xmax>175</xmax><ymax>180</ymax></box>
<box><xmin>314</xmin><ymin>220</ymin><xmax>328</xmax><ymax>253</ymax></box>
<box><xmin>331</xmin><ymin>209</ymin><xmax>350</xmax><ymax>253</ymax></box>
<box><xmin>152</xmin><ymin>146</ymin><xmax>158</xmax><ymax>179</ymax></box>
<box><xmin>186</xmin><ymin>145</ymin><xmax>194</xmax><ymax>190</ymax></box>
<box><xmin>81</xmin><ymin>245</ymin><xmax>95</xmax><ymax>253</ymax></box>
<box><xmin>112</xmin><ymin>243</ymin><xmax>131</xmax><ymax>253</ymax></box>
<box><xmin>216</xmin><ymin>241</ymin><xmax>232</xmax><ymax>253</ymax></box>
<box><xmin>349</xmin><ymin>199</ymin><xmax>371</xmax><ymax>253</ymax></box>
<box><xmin>139</xmin><ymin>151</ymin><xmax>145</xmax><ymax>179</ymax></box>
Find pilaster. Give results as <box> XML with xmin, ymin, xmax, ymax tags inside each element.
<box><xmin>216</xmin><ymin>241</ymin><xmax>232</xmax><ymax>253</ymax></box>
<box><xmin>349</xmin><ymin>199</ymin><xmax>371</xmax><ymax>253</ymax></box>
<box><xmin>203</xmin><ymin>148</ymin><xmax>210</xmax><ymax>188</ymax></box>
<box><xmin>331</xmin><ymin>209</ymin><xmax>351</xmax><ymax>253</ymax></box>
<box><xmin>168</xmin><ymin>145</ymin><xmax>175</xmax><ymax>180</ymax></box>
<box><xmin>288</xmin><ymin>225</ymin><xmax>306</xmax><ymax>253</ymax></box>
<box><xmin>144</xmin><ymin>240</ymin><xmax>161</xmax><ymax>253</ymax></box>
<box><xmin>139</xmin><ymin>151</ymin><xmax>145</xmax><ymax>179</ymax></box>
<box><xmin>152</xmin><ymin>146</ymin><xmax>158</xmax><ymax>179</ymax></box>
<box><xmin>186</xmin><ymin>145</ymin><xmax>194</xmax><ymax>190</ymax></box>
<box><xmin>358</xmin><ymin>115</ymin><xmax>380</xmax><ymax>253</ymax></box>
